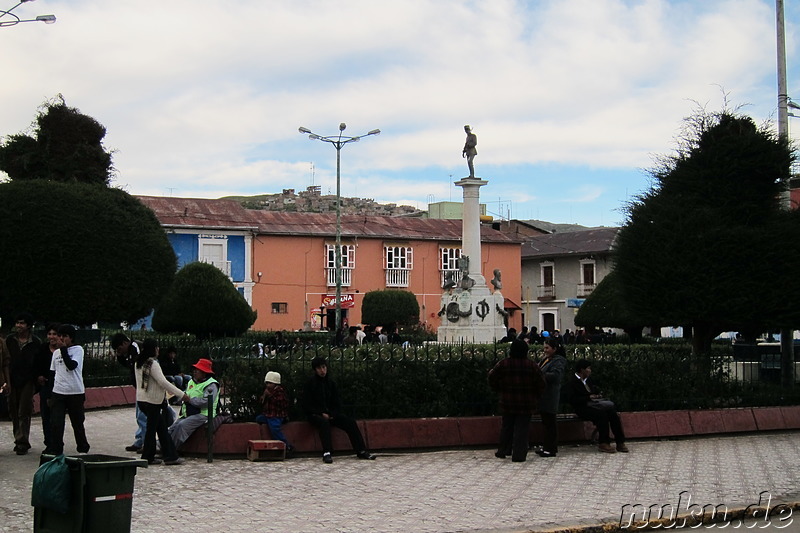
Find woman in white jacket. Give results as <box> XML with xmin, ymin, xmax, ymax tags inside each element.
<box><xmin>135</xmin><ymin>339</ymin><xmax>189</xmax><ymax>465</ymax></box>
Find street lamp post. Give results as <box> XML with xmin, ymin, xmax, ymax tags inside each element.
<box><xmin>298</xmin><ymin>123</ymin><xmax>380</xmax><ymax>335</ymax></box>
<box><xmin>0</xmin><ymin>0</ymin><xmax>56</xmax><ymax>27</ymax></box>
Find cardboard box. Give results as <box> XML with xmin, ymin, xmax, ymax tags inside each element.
<box><xmin>247</xmin><ymin>440</ymin><xmax>286</xmax><ymax>461</ymax></box>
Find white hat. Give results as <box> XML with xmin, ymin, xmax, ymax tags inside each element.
<box><xmin>264</xmin><ymin>371</ymin><xmax>281</xmax><ymax>385</ymax></box>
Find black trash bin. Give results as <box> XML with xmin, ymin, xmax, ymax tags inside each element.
<box><xmin>34</xmin><ymin>454</ymin><xmax>147</xmax><ymax>533</ymax></box>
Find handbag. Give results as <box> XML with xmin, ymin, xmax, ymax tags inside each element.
<box><xmin>588</xmin><ymin>398</ymin><xmax>615</xmax><ymax>411</ymax></box>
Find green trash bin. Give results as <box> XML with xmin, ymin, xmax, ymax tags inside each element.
<box><xmin>34</xmin><ymin>454</ymin><xmax>147</xmax><ymax>533</ymax></box>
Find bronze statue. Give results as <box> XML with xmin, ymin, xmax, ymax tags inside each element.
<box><xmin>462</xmin><ymin>125</ymin><xmax>477</xmax><ymax>178</ymax></box>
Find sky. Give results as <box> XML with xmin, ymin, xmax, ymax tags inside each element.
<box><xmin>2</xmin><ymin>0</ymin><xmax>799</xmax><ymax>228</ymax></box>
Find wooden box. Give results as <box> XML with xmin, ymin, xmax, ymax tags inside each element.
<box><xmin>247</xmin><ymin>440</ymin><xmax>286</xmax><ymax>461</ymax></box>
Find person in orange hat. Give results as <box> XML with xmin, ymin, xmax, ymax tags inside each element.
<box><xmin>168</xmin><ymin>358</ymin><xmax>219</xmax><ymax>450</ymax></box>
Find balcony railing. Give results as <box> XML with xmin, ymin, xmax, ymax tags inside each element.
<box><xmin>201</xmin><ymin>258</ymin><xmax>231</xmax><ymax>278</ymax></box>
<box><xmin>440</xmin><ymin>269</ymin><xmax>459</xmax><ymax>288</ymax></box>
<box><xmin>326</xmin><ymin>267</ymin><xmax>352</xmax><ymax>287</ymax></box>
<box><xmin>538</xmin><ymin>284</ymin><xmax>555</xmax><ymax>299</ymax></box>
<box><xmin>577</xmin><ymin>283</ymin><xmax>596</xmax><ymax>297</ymax></box>
<box><xmin>386</xmin><ymin>268</ymin><xmax>410</xmax><ymax>287</ymax></box>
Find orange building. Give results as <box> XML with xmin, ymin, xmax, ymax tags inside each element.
<box><xmin>140</xmin><ymin>196</ymin><xmax>523</xmax><ymax>333</ymax></box>
<box><xmin>248</xmin><ymin>211</ymin><xmax>522</xmax><ymax>333</ymax></box>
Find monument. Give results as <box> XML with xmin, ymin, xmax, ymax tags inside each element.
<box><xmin>437</xmin><ymin>127</ymin><xmax>508</xmax><ymax>343</ymax></box>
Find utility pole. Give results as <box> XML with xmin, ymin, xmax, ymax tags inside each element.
<box><xmin>776</xmin><ymin>0</ymin><xmax>794</xmax><ymax>388</ymax></box>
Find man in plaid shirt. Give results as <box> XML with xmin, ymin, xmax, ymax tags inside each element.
<box><xmin>488</xmin><ymin>339</ymin><xmax>546</xmax><ymax>462</ymax></box>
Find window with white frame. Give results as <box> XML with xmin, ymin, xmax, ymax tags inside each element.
<box><xmin>440</xmin><ymin>247</ymin><xmax>462</xmax><ymax>287</ymax></box>
<box><xmin>199</xmin><ymin>235</ymin><xmax>231</xmax><ymax>277</ymax></box>
<box><xmin>384</xmin><ymin>245</ymin><xmax>413</xmax><ymax>287</ymax></box>
<box><xmin>324</xmin><ymin>243</ymin><xmax>355</xmax><ymax>287</ymax></box>
<box><xmin>578</xmin><ymin>259</ymin><xmax>596</xmax><ymax>297</ymax></box>
<box><xmin>539</xmin><ymin>261</ymin><xmax>555</xmax><ymax>298</ymax></box>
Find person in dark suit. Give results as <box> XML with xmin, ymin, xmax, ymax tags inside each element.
<box><xmin>488</xmin><ymin>339</ymin><xmax>546</xmax><ymax>462</ymax></box>
<box><xmin>536</xmin><ymin>338</ymin><xmax>567</xmax><ymax>457</ymax></box>
<box><xmin>567</xmin><ymin>359</ymin><xmax>628</xmax><ymax>454</ymax></box>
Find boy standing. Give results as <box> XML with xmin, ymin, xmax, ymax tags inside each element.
<box><xmin>47</xmin><ymin>325</ymin><xmax>89</xmax><ymax>455</ymax></box>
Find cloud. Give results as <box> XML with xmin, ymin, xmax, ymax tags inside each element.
<box><xmin>1</xmin><ymin>0</ymin><xmax>797</xmax><ymax>228</ymax></box>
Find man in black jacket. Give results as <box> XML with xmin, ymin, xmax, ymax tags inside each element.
<box><xmin>6</xmin><ymin>312</ymin><xmax>42</xmax><ymax>455</ymax></box>
<box><xmin>303</xmin><ymin>356</ymin><xmax>375</xmax><ymax>464</ymax></box>
<box><xmin>567</xmin><ymin>359</ymin><xmax>628</xmax><ymax>454</ymax></box>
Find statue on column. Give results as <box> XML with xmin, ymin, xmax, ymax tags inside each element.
<box><xmin>462</xmin><ymin>125</ymin><xmax>477</xmax><ymax>178</ymax></box>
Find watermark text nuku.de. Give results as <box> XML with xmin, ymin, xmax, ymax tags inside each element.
<box><xmin>619</xmin><ymin>491</ymin><xmax>793</xmax><ymax>528</ymax></box>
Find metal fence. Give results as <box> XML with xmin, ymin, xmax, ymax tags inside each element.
<box><xmin>79</xmin><ymin>332</ymin><xmax>800</xmax><ymax>421</ymax></box>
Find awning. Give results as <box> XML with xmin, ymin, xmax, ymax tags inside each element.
<box><xmin>504</xmin><ymin>297</ymin><xmax>522</xmax><ymax>310</ymax></box>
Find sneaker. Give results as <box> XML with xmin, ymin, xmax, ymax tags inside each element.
<box><xmin>323</xmin><ymin>453</ymin><xmax>333</xmax><ymax>464</ymax></box>
<box><xmin>356</xmin><ymin>451</ymin><xmax>376</xmax><ymax>460</ymax></box>
<box><xmin>15</xmin><ymin>448</ymin><xmax>28</xmax><ymax>456</ymax></box>
<box><xmin>147</xmin><ymin>459</ymin><xmax>162</xmax><ymax>465</ymax></box>
<box><xmin>494</xmin><ymin>451</ymin><xmax>507</xmax><ymax>459</ymax></box>
<box><xmin>77</xmin><ymin>445</ymin><xmax>90</xmax><ymax>454</ymax></box>
<box><xmin>616</xmin><ymin>444</ymin><xmax>630</xmax><ymax>453</ymax></box>
<box><xmin>535</xmin><ymin>450</ymin><xmax>557</xmax><ymax>458</ymax></box>
<box><xmin>125</xmin><ymin>445</ymin><xmax>141</xmax><ymax>452</ymax></box>
<box><xmin>163</xmin><ymin>458</ymin><xmax>184</xmax><ymax>466</ymax></box>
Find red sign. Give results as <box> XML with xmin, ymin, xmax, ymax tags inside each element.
<box><xmin>321</xmin><ymin>294</ymin><xmax>355</xmax><ymax>309</ymax></box>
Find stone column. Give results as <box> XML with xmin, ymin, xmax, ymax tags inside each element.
<box><xmin>454</xmin><ymin>177</ymin><xmax>487</xmax><ymax>285</ymax></box>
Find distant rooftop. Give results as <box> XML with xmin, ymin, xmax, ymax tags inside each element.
<box><xmin>521</xmin><ymin>227</ymin><xmax>620</xmax><ymax>259</ymax></box>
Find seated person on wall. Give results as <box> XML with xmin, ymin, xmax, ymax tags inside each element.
<box><xmin>255</xmin><ymin>371</ymin><xmax>294</xmax><ymax>457</ymax></box>
<box><xmin>168</xmin><ymin>358</ymin><xmax>219</xmax><ymax>450</ymax></box>
<box><xmin>159</xmin><ymin>346</ymin><xmax>191</xmax><ymax>394</ymax></box>
<box><xmin>303</xmin><ymin>356</ymin><xmax>376</xmax><ymax>464</ymax></box>
<box><xmin>567</xmin><ymin>359</ymin><xmax>629</xmax><ymax>454</ymax></box>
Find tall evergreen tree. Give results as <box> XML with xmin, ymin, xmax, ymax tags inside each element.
<box><xmin>613</xmin><ymin>111</ymin><xmax>799</xmax><ymax>353</ymax></box>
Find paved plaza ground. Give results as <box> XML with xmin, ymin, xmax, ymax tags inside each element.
<box><xmin>1</xmin><ymin>407</ymin><xmax>800</xmax><ymax>532</ymax></box>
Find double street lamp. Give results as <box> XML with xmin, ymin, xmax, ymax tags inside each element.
<box><xmin>298</xmin><ymin>123</ymin><xmax>380</xmax><ymax>334</ymax></box>
<box><xmin>1</xmin><ymin>0</ymin><xmax>56</xmax><ymax>27</ymax></box>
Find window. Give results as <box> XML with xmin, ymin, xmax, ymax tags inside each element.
<box><xmin>440</xmin><ymin>247</ymin><xmax>462</xmax><ymax>287</ymax></box>
<box><xmin>271</xmin><ymin>302</ymin><xmax>288</xmax><ymax>314</ymax></box>
<box><xmin>199</xmin><ymin>235</ymin><xmax>231</xmax><ymax>277</ymax></box>
<box><xmin>578</xmin><ymin>259</ymin><xmax>596</xmax><ymax>297</ymax></box>
<box><xmin>384</xmin><ymin>245</ymin><xmax>413</xmax><ymax>287</ymax></box>
<box><xmin>539</xmin><ymin>261</ymin><xmax>555</xmax><ymax>298</ymax></box>
<box><xmin>324</xmin><ymin>243</ymin><xmax>355</xmax><ymax>287</ymax></box>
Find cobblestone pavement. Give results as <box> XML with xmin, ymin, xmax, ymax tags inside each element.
<box><xmin>2</xmin><ymin>408</ymin><xmax>800</xmax><ymax>532</ymax></box>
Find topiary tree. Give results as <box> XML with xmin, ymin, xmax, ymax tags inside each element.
<box><xmin>574</xmin><ymin>271</ymin><xmax>646</xmax><ymax>342</ymax></box>
<box><xmin>361</xmin><ymin>289</ymin><xmax>420</xmax><ymax>328</ymax></box>
<box><xmin>0</xmin><ymin>180</ymin><xmax>176</xmax><ymax>326</ymax></box>
<box><xmin>152</xmin><ymin>262</ymin><xmax>257</xmax><ymax>338</ymax></box>
<box><xmin>0</xmin><ymin>96</ymin><xmax>114</xmax><ymax>186</ymax></box>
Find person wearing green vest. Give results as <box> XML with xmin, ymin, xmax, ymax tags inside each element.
<box><xmin>168</xmin><ymin>358</ymin><xmax>219</xmax><ymax>450</ymax></box>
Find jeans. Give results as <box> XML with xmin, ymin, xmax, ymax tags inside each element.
<box><xmin>49</xmin><ymin>392</ymin><xmax>89</xmax><ymax>455</ymax></box>
<box><xmin>255</xmin><ymin>415</ymin><xmax>292</xmax><ymax>447</ymax></box>
<box><xmin>132</xmin><ymin>403</ymin><xmax>148</xmax><ymax>447</ymax></box>
<box><xmin>39</xmin><ymin>383</ymin><xmax>53</xmax><ymax>448</ymax></box>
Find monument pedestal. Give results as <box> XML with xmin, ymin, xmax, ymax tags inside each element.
<box><xmin>437</xmin><ymin>281</ymin><xmax>507</xmax><ymax>343</ymax></box>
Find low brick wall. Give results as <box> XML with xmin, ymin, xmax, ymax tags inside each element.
<box><xmin>180</xmin><ymin>406</ymin><xmax>800</xmax><ymax>456</ymax></box>
<box><xmin>38</xmin><ymin>387</ymin><xmax>800</xmax><ymax>457</ymax></box>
